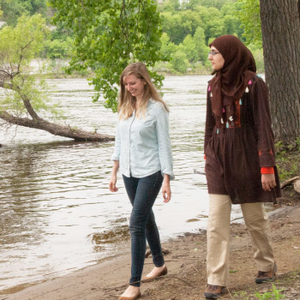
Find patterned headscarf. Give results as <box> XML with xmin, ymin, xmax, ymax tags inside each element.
<box><xmin>209</xmin><ymin>35</ymin><xmax>256</xmax><ymax>122</ymax></box>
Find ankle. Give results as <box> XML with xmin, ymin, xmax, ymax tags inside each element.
<box><xmin>157</xmin><ymin>264</ymin><xmax>166</xmax><ymax>269</ymax></box>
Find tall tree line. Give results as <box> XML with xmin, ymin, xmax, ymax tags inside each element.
<box><xmin>1</xmin><ymin>0</ymin><xmax>299</xmax><ymax>146</ymax></box>
<box><xmin>0</xmin><ymin>0</ymin><xmax>48</xmax><ymax>25</ymax></box>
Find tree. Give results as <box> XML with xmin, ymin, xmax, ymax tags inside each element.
<box><xmin>260</xmin><ymin>0</ymin><xmax>300</xmax><ymax>146</ymax></box>
<box><xmin>220</xmin><ymin>2</ymin><xmax>243</xmax><ymax>37</ymax></box>
<box><xmin>161</xmin><ymin>12</ymin><xmax>186</xmax><ymax>45</ymax></box>
<box><xmin>196</xmin><ymin>6</ymin><xmax>224</xmax><ymax>43</ymax></box>
<box><xmin>237</xmin><ymin>0</ymin><xmax>300</xmax><ymax>145</ymax></box>
<box><xmin>183</xmin><ymin>0</ymin><xmax>229</xmax><ymax>10</ymax></box>
<box><xmin>170</xmin><ymin>50</ymin><xmax>188</xmax><ymax>73</ymax></box>
<box><xmin>193</xmin><ymin>27</ymin><xmax>209</xmax><ymax>63</ymax></box>
<box><xmin>0</xmin><ymin>0</ymin><xmax>48</xmax><ymax>25</ymax></box>
<box><xmin>42</xmin><ymin>23</ymin><xmax>74</xmax><ymax>59</ymax></box>
<box><xmin>48</xmin><ymin>0</ymin><xmax>166</xmax><ymax>112</ymax></box>
<box><xmin>0</xmin><ymin>15</ymin><xmax>113</xmax><ymax>142</ymax></box>
<box><xmin>236</xmin><ymin>0</ymin><xmax>261</xmax><ymax>46</ymax></box>
<box><xmin>158</xmin><ymin>0</ymin><xmax>180</xmax><ymax>11</ymax></box>
<box><xmin>160</xmin><ymin>32</ymin><xmax>177</xmax><ymax>59</ymax></box>
<box><xmin>182</xmin><ymin>34</ymin><xmax>198</xmax><ymax>62</ymax></box>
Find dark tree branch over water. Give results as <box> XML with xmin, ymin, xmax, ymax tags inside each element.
<box><xmin>0</xmin><ymin>14</ymin><xmax>114</xmax><ymax>142</ymax></box>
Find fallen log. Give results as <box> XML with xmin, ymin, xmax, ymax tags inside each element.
<box><xmin>281</xmin><ymin>176</ymin><xmax>300</xmax><ymax>194</ymax></box>
<box><xmin>293</xmin><ymin>179</ymin><xmax>300</xmax><ymax>194</ymax></box>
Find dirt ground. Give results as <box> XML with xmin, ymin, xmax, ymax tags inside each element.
<box><xmin>1</xmin><ymin>189</ymin><xmax>300</xmax><ymax>300</ymax></box>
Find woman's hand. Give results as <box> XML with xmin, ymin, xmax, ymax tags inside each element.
<box><xmin>109</xmin><ymin>173</ymin><xmax>118</xmax><ymax>192</ymax></box>
<box><xmin>261</xmin><ymin>173</ymin><xmax>276</xmax><ymax>192</ymax></box>
<box><xmin>162</xmin><ymin>174</ymin><xmax>171</xmax><ymax>203</ymax></box>
<box><xmin>109</xmin><ymin>160</ymin><xmax>119</xmax><ymax>192</ymax></box>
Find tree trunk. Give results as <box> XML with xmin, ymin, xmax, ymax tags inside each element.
<box><xmin>0</xmin><ymin>111</ymin><xmax>114</xmax><ymax>142</ymax></box>
<box><xmin>260</xmin><ymin>0</ymin><xmax>300</xmax><ymax>146</ymax></box>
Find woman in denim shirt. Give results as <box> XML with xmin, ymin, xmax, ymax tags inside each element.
<box><xmin>109</xmin><ymin>62</ymin><xmax>174</xmax><ymax>300</ymax></box>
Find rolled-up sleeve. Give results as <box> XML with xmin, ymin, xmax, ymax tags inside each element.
<box><xmin>156</xmin><ymin>109</ymin><xmax>175</xmax><ymax>180</ymax></box>
<box><xmin>111</xmin><ymin>122</ymin><xmax>121</xmax><ymax>161</ymax></box>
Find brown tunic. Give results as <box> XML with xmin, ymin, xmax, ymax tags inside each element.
<box><xmin>204</xmin><ymin>75</ymin><xmax>281</xmax><ymax>204</ymax></box>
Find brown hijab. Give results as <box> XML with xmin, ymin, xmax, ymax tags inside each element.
<box><xmin>209</xmin><ymin>35</ymin><xmax>256</xmax><ymax>123</ymax></box>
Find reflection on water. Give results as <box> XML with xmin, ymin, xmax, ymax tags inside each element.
<box><xmin>0</xmin><ymin>76</ymin><xmax>215</xmax><ymax>293</ymax></box>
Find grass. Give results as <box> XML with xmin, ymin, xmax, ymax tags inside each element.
<box><xmin>275</xmin><ymin>139</ymin><xmax>300</xmax><ymax>182</ymax></box>
<box><xmin>254</xmin><ymin>284</ymin><xmax>285</xmax><ymax>299</ymax></box>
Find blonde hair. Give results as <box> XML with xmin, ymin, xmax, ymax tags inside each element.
<box><xmin>118</xmin><ymin>62</ymin><xmax>169</xmax><ymax>119</ymax></box>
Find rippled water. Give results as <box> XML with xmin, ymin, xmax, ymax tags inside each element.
<box><xmin>0</xmin><ymin>75</ymin><xmax>243</xmax><ymax>293</ymax></box>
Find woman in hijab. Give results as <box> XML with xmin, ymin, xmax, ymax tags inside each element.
<box><xmin>203</xmin><ymin>35</ymin><xmax>281</xmax><ymax>299</ymax></box>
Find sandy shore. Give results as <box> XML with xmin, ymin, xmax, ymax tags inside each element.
<box><xmin>1</xmin><ymin>203</ymin><xmax>300</xmax><ymax>300</ymax></box>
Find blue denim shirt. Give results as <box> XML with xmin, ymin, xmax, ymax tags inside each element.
<box><xmin>112</xmin><ymin>99</ymin><xmax>174</xmax><ymax>179</ymax></box>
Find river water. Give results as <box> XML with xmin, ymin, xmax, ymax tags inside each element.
<box><xmin>0</xmin><ymin>75</ymin><xmax>244</xmax><ymax>293</ymax></box>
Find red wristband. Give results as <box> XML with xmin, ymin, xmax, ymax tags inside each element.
<box><xmin>261</xmin><ymin>167</ymin><xmax>274</xmax><ymax>174</ymax></box>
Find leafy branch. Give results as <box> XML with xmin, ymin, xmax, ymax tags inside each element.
<box><xmin>48</xmin><ymin>0</ymin><xmax>167</xmax><ymax>112</ymax></box>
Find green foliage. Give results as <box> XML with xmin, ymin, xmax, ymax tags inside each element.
<box><xmin>193</xmin><ymin>27</ymin><xmax>210</xmax><ymax>62</ymax></box>
<box><xmin>254</xmin><ymin>284</ymin><xmax>285</xmax><ymax>300</ymax></box>
<box><xmin>221</xmin><ymin>2</ymin><xmax>244</xmax><ymax>37</ymax></box>
<box><xmin>160</xmin><ymin>10</ymin><xmax>204</xmax><ymax>45</ymax></box>
<box><xmin>0</xmin><ymin>15</ymin><xmax>59</xmax><ymax>115</ymax></box>
<box><xmin>196</xmin><ymin>6</ymin><xmax>224</xmax><ymax>43</ymax></box>
<box><xmin>3</xmin><ymin>73</ymin><xmax>50</xmax><ymax>113</ymax></box>
<box><xmin>236</xmin><ymin>0</ymin><xmax>262</xmax><ymax>46</ymax></box>
<box><xmin>247</xmin><ymin>44</ymin><xmax>264</xmax><ymax>73</ymax></box>
<box><xmin>159</xmin><ymin>0</ymin><xmax>180</xmax><ymax>11</ymax></box>
<box><xmin>0</xmin><ymin>14</ymin><xmax>48</xmax><ymax>65</ymax></box>
<box><xmin>48</xmin><ymin>0</ymin><xmax>165</xmax><ymax>112</ymax></box>
<box><xmin>160</xmin><ymin>12</ymin><xmax>182</xmax><ymax>45</ymax></box>
<box><xmin>43</xmin><ymin>36</ymin><xmax>74</xmax><ymax>59</ymax></box>
<box><xmin>160</xmin><ymin>0</ymin><xmax>237</xmax><ymax>11</ymax></box>
<box><xmin>170</xmin><ymin>49</ymin><xmax>189</xmax><ymax>74</ymax></box>
<box><xmin>182</xmin><ymin>35</ymin><xmax>198</xmax><ymax>62</ymax></box>
<box><xmin>200</xmin><ymin>0</ymin><xmax>234</xmax><ymax>10</ymax></box>
<box><xmin>0</xmin><ymin>0</ymin><xmax>48</xmax><ymax>26</ymax></box>
<box><xmin>0</xmin><ymin>0</ymin><xmax>263</xmax><ymax>78</ymax></box>
<box><xmin>233</xmin><ymin>291</ymin><xmax>250</xmax><ymax>299</ymax></box>
<box><xmin>159</xmin><ymin>25</ymin><xmax>209</xmax><ymax>74</ymax></box>
<box><xmin>275</xmin><ymin>139</ymin><xmax>300</xmax><ymax>182</ymax></box>
<box><xmin>41</xmin><ymin>23</ymin><xmax>75</xmax><ymax>59</ymax></box>
<box><xmin>160</xmin><ymin>2</ymin><xmax>242</xmax><ymax>47</ymax></box>
<box><xmin>180</xmin><ymin>27</ymin><xmax>209</xmax><ymax>63</ymax></box>
<box><xmin>160</xmin><ymin>33</ymin><xmax>177</xmax><ymax>59</ymax></box>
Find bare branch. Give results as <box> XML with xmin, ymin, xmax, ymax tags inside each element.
<box><xmin>0</xmin><ymin>110</ymin><xmax>114</xmax><ymax>142</ymax></box>
<box><xmin>0</xmin><ymin>78</ymin><xmax>41</xmax><ymax>120</ymax></box>
<box><xmin>0</xmin><ymin>80</ymin><xmax>14</xmax><ymax>89</ymax></box>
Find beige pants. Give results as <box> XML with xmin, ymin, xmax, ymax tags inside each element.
<box><xmin>207</xmin><ymin>194</ymin><xmax>275</xmax><ymax>286</ymax></box>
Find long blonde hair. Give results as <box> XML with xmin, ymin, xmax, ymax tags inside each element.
<box><xmin>118</xmin><ymin>62</ymin><xmax>169</xmax><ymax>119</ymax></box>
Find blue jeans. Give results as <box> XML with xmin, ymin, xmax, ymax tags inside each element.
<box><xmin>123</xmin><ymin>171</ymin><xmax>165</xmax><ymax>287</ymax></box>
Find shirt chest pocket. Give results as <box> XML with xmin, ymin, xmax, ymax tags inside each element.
<box><xmin>134</xmin><ymin>115</ymin><xmax>156</xmax><ymax>139</ymax></box>
<box><xmin>143</xmin><ymin>115</ymin><xmax>156</xmax><ymax>128</ymax></box>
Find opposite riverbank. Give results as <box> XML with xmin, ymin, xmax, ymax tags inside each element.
<box><xmin>2</xmin><ymin>189</ymin><xmax>299</xmax><ymax>300</ymax></box>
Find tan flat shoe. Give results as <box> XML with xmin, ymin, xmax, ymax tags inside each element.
<box><xmin>142</xmin><ymin>266</ymin><xmax>168</xmax><ymax>282</ymax></box>
<box><xmin>118</xmin><ymin>291</ymin><xmax>141</xmax><ymax>300</ymax></box>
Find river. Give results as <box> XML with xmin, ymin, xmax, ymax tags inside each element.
<box><xmin>0</xmin><ymin>75</ymin><xmax>244</xmax><ymax>293</ymax></box>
